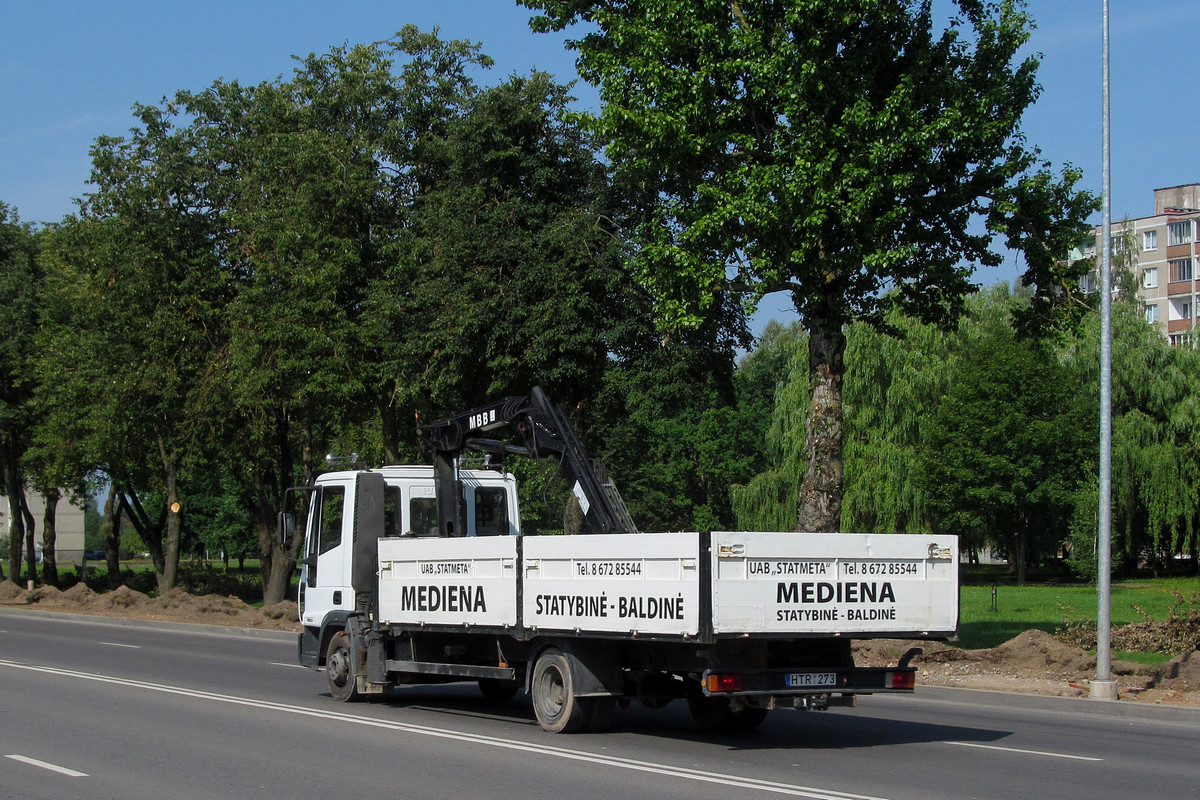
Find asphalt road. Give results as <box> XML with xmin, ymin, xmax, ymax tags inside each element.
<box><xmin>1</xmin><ymin>608</ymin><xmax>1197</xmax><ymax>800</ymax></box>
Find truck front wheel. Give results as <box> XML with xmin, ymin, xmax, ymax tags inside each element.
<box><xmin>531</xmin><ymin>649</ymin><xmax>603</xmax><ymax>733</ymax></box>
<box><xmin>325</xmin><ymin>632</ymin><xmax>362</xmax><ymax>703</ymax></box>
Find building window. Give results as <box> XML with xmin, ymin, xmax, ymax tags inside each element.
<box><xmin>1144</xmin><ymin>230</ymin><xmax>1158</xmax><ymax>251</ymax></box>
<box><xmin>1080</xmin><ymin>272</ymin><xmax>1097</xmax><ymax>293</ymax></box>
<box><xmin>1145</xmin><ymin>303</ymin><xmax>1159</xmax><ymax>324</ymax></box>
<box><xmin>1083</xmin><ymin>238</ymin><xmax>1097</xmax><ymax>258</ymax></box>
<box><xmin>1170</xmin><ymin>258</ymin><xmax>1193</xmax><ymax>282</ymax></box>
<box><xmin>1144</xmin><ymin>267</ymin><xmax>1159</xmax><ymax>289</ymax></box>
<box><xmin>1168</xmin><ymin>220</ymin><xmax>1193</xmax><ymax>246</ymax></box>
<box><xmin>1170</xmin><ymin>333</ymin><xmax>1193</xmax><ymax>348</ymax></box>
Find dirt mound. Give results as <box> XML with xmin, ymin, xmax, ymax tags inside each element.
<box><xmin>1149</xmin><ymin>650</ymin><xmax>1200</xmax><ymax>693</ymax></box>
<box><xmin>981</xmin><ymin>629</ymin><xmax>1096</xmax><ymax>674</ymax></box>
<box><xmin>0</xmin><ymin>580</ymin><xmax>301</xmax><ymax>632</ymax></box>
<box><xmin>60</xmin><ymin>582</ymin><xmax>98</xmax><ymax>604</ymax></box>
<box><xmin>853</xmin><ymin>631</ymin><xmax>1197</xmax><ymax>704</ymax></box>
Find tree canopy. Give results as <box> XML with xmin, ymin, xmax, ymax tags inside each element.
<box><xmin>521</xmin><ymin>0</ymin><xmax>1097</xmax><ymax>531</ymax></box>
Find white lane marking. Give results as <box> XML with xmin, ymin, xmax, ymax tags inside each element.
<box><xmin>5</xmin><ymin>754</ymin><xmax>89</xmax><ymax>777</ymax></box>
<box><xmin>0</xmin><ymin>658</ymin><xmax>886</xmax><ymax>800</ymax></box>
<box><xmin>270</xmin><ymin>662</ymin><xmax>309</xmax><ymax>669</ymax></box>
<box><xmin>946</xmin><ymin>741</ymin><xmax>1103</xmax><ymax>761</ymax></box>
<box><xmin>99</xmin><ymin>642</ymin><xmax>140</xmax><ymax>649</ymax></box>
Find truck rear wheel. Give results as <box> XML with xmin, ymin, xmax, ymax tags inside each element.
<box><xmin>531</xmin><ymin>649</ymin><xmax>605</xmax><ymax>733</ymax></box>
<box><xmin>687</xmin><ymin>695</ymin><xmax>769</xmax><ymax>733</ymax></box>
<box><xmin>325</xmin><ymin>632</ymin><xmax>362</xmax><ymax>702</ymax></box>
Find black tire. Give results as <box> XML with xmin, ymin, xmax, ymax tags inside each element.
<box><xmin>531</xmin><ymin>649</ymin><xmax>595</xmax><ymax>733</ymax></box>
<box><xmin>478</xmin><ymin>678</ymin><xmax>520</xmax><ymax>702</ymax></box>
<box><xmin>325</xmin><ymin>632</ymin><xmax>362</xmax><ymax>702</ymax></box>
<box><xmin>726</xmin><ymin>705</ymin><xmax>769</xmax><ymax>731</ymax></box>
<box><xmin>584</xmin><ymin>696</ymin><xmax>616</xmax><ymax>733</ymax></box>
<box><xmin>687</xmin><ymin>695</ymin><xmax>769</xmax><ymax>732</ymax></box>
<box><xmin>687</xmin><ymin>694</ymin><xmax>734</xmax><ymax>732</ymax></box>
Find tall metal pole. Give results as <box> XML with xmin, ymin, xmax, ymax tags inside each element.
<box><xmin>1092</xmin><ymin>0</ymin><xmax>1118</xmax><ymax>701</ymax></box>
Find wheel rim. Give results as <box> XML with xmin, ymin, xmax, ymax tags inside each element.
<box><xmin>537</xmin><ymin>663</ymin><xmax>566</xmax><ymax>720</ymax></box>
<box><xmin>328</xmin><ymin>647</ymin><xmax>350</xmax><ymax>688</ymax></box>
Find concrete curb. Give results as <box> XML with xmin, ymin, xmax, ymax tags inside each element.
<box><xmin>0</xmin><ymin>605</ymin><xmax>298</xmax><ymax>643</ymax></box>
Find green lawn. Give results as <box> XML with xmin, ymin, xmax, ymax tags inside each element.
<box><xmin>956</xmin><ymin>577</ymin><xmax>1199</xmax><ymax>652</ymax></box>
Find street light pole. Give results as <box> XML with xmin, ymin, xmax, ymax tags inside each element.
<box><xmin>1092</xmin><ymin>0</ymin><xmax>1119</xmax><ymax>702</ymax></box>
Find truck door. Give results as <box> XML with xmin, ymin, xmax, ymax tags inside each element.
<box><xmin>299</xmin><ymin>479</ymin><xmax>354</xmax><ymax>627</ymax></box>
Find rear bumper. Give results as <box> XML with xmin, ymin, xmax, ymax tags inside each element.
<box><xmin>701</xmin><ymin>666</ymin><xmax>916</xmax><ymax>697</ymax></box>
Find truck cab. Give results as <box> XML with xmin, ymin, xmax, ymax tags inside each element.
<box><xmin>287</xmin><ymin>465</ymin><xmax>520</xmax><ymax>665</ymax></box>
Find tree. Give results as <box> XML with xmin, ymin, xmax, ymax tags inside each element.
<box><xmin>842</xmin><ymin>305</ymin><xmax>956</xmax><ymax>537</ymax></box>
<box><xmin>594</xmin><ymin>294</ymin><xmax>755</xmax><ymax>531</ymax></box>
<box><xmin>0</xmin><ymin>203</ymin><xmax>41</xmax><ymax>586</ymax></box>
<box><xmin>521</xmin><ymin>0</ymin><xmax>1096</xmax><ymax>531</ymax></box>
<box><xmin>919</xmin><ymin>288</ymin><xmax>1092</xmax><ymax>583</ymax></box>
<box><xmin>729</xmin><ymin>321</ymin><xmax>809</xmax><ymax>530</ymax></box>
<box><xmin>37</xmin><ymin>94</ymin><xmax>227</xmax><ymax>593</ymax></box>
<box><xmin>1062</xmin><ymin>297</ymin><xmax>1200</xmax><ymax>578</ymax></box>
<box><xmin>388</xmin><ymin>70</ymin><xmax>625</xmax><ymax>423</ymax></box>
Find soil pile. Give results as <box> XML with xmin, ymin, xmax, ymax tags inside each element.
<box><xmin>857</xmin><ymin>629</ymin><xmax>1198</xmax><ymax>706</ymax></box>
<box><xmin>0</xmin><ymin>581</ymin><xmax>299</xmax><ymax>632</ymax></box>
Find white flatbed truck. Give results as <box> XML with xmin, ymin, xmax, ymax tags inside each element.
<box><xmin>283</xmin><ymin>389</ymin><xmax>958</xmax><ymax>733</ymax></box>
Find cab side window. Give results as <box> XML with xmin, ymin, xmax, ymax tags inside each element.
<box><xmin>318</xmin><ymin>486</ymin><xmax>346</xmax><ymax>555</ymax></box>
<box><xmin>474</xmin><ymin>487</ymin><xmax>509</xmax><ymax>536</ymax></box>
<box><xmin>383</xmin><ymin>486</ymin><xmax>402</xmax><ymax>538</ymax></box>
<box><xmin>410</xmin><ymin>497</ymin><xmax>438</xmax><ymax>537</ymax></box>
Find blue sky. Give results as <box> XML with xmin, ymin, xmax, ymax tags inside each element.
<box><xmin>3</xmin><ymin>1</ymin><xmax>1198</xmax><ymax>327</ymax></box>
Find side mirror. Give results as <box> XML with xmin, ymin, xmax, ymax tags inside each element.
<box><xmin>278</xmin><ymin>511</ymin><xmax>296</xmax><ymax>549</ymax></box>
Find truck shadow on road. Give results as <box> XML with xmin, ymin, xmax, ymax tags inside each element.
<box><xmin>337</xmin><ymin>685</ymin><xmax>1012</xmax><ymax>751</ymax></box>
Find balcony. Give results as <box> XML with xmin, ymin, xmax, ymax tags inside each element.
<box><xmin>1167</xmin><ymin>280</ymin><xmax>1193</xmax><ymax>296</ymax></box>
<box><xmin>1168</xmin><ymin>319</ymin><xmax>1194</xmax><ymax>334</ymax></box>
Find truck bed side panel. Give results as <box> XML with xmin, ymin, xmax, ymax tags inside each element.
<box><xmin>711</xmin><ymin>532</ymin><xmax>958</xmax><ymax>637</ymax></box>
<box><xmin>523</xmin><ymin>533</ymin><xmax>701</xmax><ymax>637</ymax></box>
<box><xmin>377</xmin><ymin>536</ymin><xmax>518</xmax><ymax>628</ymax></box>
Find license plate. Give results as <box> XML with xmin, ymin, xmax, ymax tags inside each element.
<box><xmin>786</xmin><ymin>672</ymin><xmax>836</xmax><ymax>688</ymax></box>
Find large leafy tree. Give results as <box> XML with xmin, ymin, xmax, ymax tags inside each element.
<box><xmin>387</xmin><ymin>71</ymin><xmax>623</xmax><ymax>418</ymax></box>
<box><xmin>36</xmin><ymin>97</ymin><xmax>227</xmax><ymax>592</ymax></box>
<box><xmin>521</xmin><ymin>0</ymin><xmax>1096</xmax><ymax>531</ymax></box>
<box><xmin>919</xmin><ymin>289</ymin><xmax>1092</xmax><ymax>583</ymax></box>
<box><xmin>0</xmin><ymin>203</ymin><xmax>40</xmax><ymax>585</ymax></box>
<box><xmin>1063</xmin><ymin>297</ymin><xmax>1200</xmax><ymax>577</ymax></box>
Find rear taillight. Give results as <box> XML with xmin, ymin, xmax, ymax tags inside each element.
<box><xmin>706</xmin><ymin>673</ymin><xmax>744</xmax><ymax>693</ymax></box>
<box><xmin>885</xmin><ymin>670</ymin><xmax>915</xmax><ymax>690</ymax></box>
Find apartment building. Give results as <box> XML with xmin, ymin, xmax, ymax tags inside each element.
<box><xmin>1071</xmin><ymin>183</ymin><xmax>1200</xmax><ymax>346</ymax></box>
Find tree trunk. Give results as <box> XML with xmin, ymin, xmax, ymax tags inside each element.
<box><xmin>258</xmin><ymin>407</ymin><xmax>296</xmax><ymax>605</ymax></box>
<box><xmin>124</xmin><ymin>488</ymin><xmax>166</xmax><ymax>586</ymax></box>
<box><xmin>158</xmin><ymin>439</ymin><xmax>181</xmax><ymax>592</ymax></box>
<box><xmin>21</xmin><ymin>493</ymin><xmax>36</xmax><ymax>587</ymax></box>
<box><xmin>103</xmin><ymin>487</ymin><xmax>123</xmax><ymax>589</ymax></box>
<box><xmin>1013</xmin><ymin>526</ymin><xmax>1028</xmax><ymax>586</ymax></box>
<box><xmin>380</xmin><ymin>379</ymin><xmax>400</xmax><ymax>465</ymax></box>
<box><xmin>4</xmin><ymin>495</ymin><xmax>23</xmax><ymax>586</ymax></box>
<box><xmin>795</xmin><ymin>317</ymin><xmax>847</xmax><ymax>533</ymax></box>
<box><xmin>2</xmin><ymin>436</ymin><xmax>26</xmax><ymax>585</ymax></box>
<box><xmin>41</xmin><ymin>488</ymin><xmax>60</xmax><ymax>588</ymax></box>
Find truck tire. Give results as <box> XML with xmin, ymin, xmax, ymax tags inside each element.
<box><xmin>478</xmin><ymin>678</ymin><xmax>520</xmax><ymax>702</ymax></box>
<box><xmin>531</xmin><ymin>648</ymin><xmax>602</xmax><ymax>733</ymax></box>
<box><xmin>687</xmin><ymin>695</ymin><xmax>769</xmax><ymax>733</ymax></box>
<box><xmin>325</xmin><ymin>632</ymin><xmax>362</xmax><ymax>702</ymax></box>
